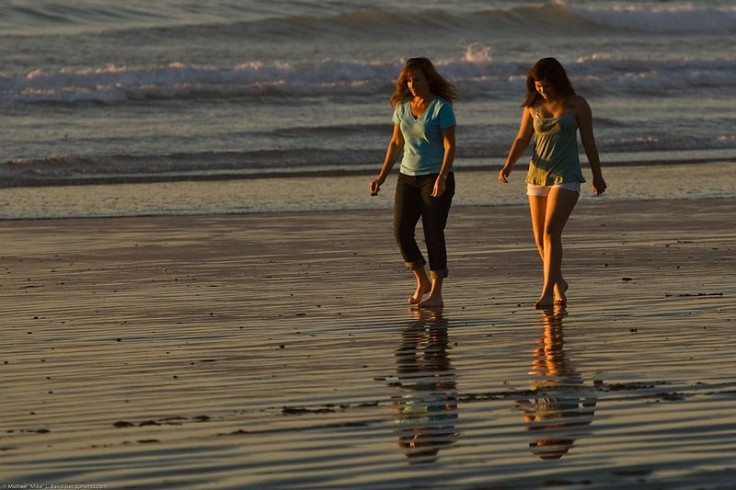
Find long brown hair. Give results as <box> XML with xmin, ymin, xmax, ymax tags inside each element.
<box><xmin>390</xmin><ymin>57</ymin><xmax>459</xmax><ymax>108</ymax></box>
<box><xmin>523</xmin><ymin>57</ymin><xmax>576</xmax><ymax>107</ymax></box>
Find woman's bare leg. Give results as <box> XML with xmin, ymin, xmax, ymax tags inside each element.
<box><xmin>408</xmin><ymin>268</ymin><xmax>431</xmax><ymax>304</ymax></box>
<box><xmin>528</xmin><ymin>195</ymin><xmax>547</xmax><ymax>261</ymax></box>
<box><xmin>536</xmin><ymin>188</ymin><xmax>578</xmax><ymax>308</ymax></box>
<box><xmin>530</xmin><ymin>193</ymin><xmax>571</xmax><ymax>305</ymax></box>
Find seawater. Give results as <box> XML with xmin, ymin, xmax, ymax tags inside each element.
<box><xmin>1</xmin><ymin>0</ymin><xmax>735</xmax><ymax>192</ymax></box>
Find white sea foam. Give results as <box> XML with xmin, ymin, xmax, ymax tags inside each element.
<box><xmin>2</xmin><ymin>54</ymin><xmax>735</xmax><ymax>104</ymax></box>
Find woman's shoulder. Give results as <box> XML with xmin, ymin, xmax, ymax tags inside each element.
<box><xmin>568</xmin><ymin>94</ymin><xmax>592</xmax><ymax>118</ymax></box>
<box><xmin>432</xmin><ymin>97</ymin><xmax>455</xmax><ymax>114</ymax></box>
<box><xmin>393</xmin><ymin>98</ymin><xmax>411</xmax><ymax>114</ymax></box>
<box><xmin>568</xmin><ymin>94</ymin><xmax>590</xmax><ymax>109</ymax></box>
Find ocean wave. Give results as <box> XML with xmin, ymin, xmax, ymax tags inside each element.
<box><xmin>4</xmin><ymin>131</ymin><xmax>735</xmax><ymax>187</ymax></box>
<box><xmin>0</xmin><ymin>0</ymin><xmax>270</xmax><ymax>35</ymax></box>
<box><xmin>601</xmin><ymin>134</ymin><xmax>736</xmax><ymax>153</ymax></box>
<box><xmin>266</xmin><ymin>4</ymin><xmax>604</xmax><ymax>37</ymax></box>
<box><xmin>214</xmin><ymin>3</ymin><xmax>736</xmax><ymax>37</ymax></box>
<box><xmin>1</xmin><ymin>149</ymin><xmax>384</xmax><ymax>187</ymax></box>
<box><xmin>4</xmin><ymin>2</ymin><xmax>733</xmax><ymax>38</ymax></box>
<box><xmin>0</xmin><ymin>61</ymin><xmax>398</xmax><ymax>104</ymax></box>
<box><xmin>0</xmin><ymin>3</ymin><xmax>598</xmax><ymax>36</ymax></box>
<box><xmin>569</xmin><ymin>4</ymin><xmax>736</xmax><ymax>34</ymax></box>
<box><xmin>2</xmin><ymin>54</ymin><xmax>735</xmax><ymax>104</ymax></box>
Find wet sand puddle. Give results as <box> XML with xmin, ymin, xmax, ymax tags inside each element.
<box><xmin>1</xmin><ymin>199</ymin><xmax>735</xmax><ymax>488</ymax></box>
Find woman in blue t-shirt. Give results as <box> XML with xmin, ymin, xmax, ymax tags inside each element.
<box><xmin>370</xmin><ymin>57</ymin><xmax>458</xmax><ymax>308</ymax></box>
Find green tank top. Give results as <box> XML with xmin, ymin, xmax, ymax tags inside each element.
<box><xmin>526</xmin><ymin>108</ymin><xmax>586</xmax><ymax>186</ymax></box>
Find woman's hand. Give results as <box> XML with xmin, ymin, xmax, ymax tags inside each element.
<box><xmin>369</xmin><ymin>175</ymin><xmax>385</xmax><ymax>196</ymax></box>
<box><xmin>592</xmin><ymin>175</ymin><xmax>607</xmax><ymax>196</ymax></box>
<box><xmin>498</xmin><ymin>166</ymin><xmax>511</xmax><ymax>183</ymax></box>
<box><xmin>431</xmin><ymin>176</ymin><xmax>446</xmax><ymax>198</ymax></box>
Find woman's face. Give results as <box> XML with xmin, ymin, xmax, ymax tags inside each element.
<box><xmin>407</xmin><ymin>69</ymin><xmax>430</xmax><ymax>98</ymax></box>
<box><xmin>534</xmin><ymin>79</ymin><xmax>557</xmax><ymax>100</ymax></box>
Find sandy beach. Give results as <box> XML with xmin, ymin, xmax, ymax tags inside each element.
<box><xmin>1</xmin><ymin>193</ymin><xmax>735</xmax><ymax>488</ymax></box>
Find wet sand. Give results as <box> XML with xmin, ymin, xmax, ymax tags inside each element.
<box><xmin>1</xmin><ymin>160</ymin><xmax>735</xmax><ymax>219</ymax></box>
<box><xmin>1</xmin><ymin>197</ymin><xmax>735</xmax><ymax>489</ymax></box>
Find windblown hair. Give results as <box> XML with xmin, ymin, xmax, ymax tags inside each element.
<box><xmin>523</xmin><ymin>57</ymin><xmax>576</xmax><ymax>107</ymax></box>
<box><xmin>390</xmin><ymin>57</ymin><xmax>459</xmax><ymax>108</ymax></box>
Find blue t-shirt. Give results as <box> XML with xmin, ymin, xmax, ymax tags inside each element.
<box><xmin>392</xmin><ymin>97</ymin><xmax>456</xmax><ymax>176</ymax></box>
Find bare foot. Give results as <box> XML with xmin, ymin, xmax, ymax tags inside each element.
<box><xmin>408</xmin><ymin>279</ymin><xmax>431</xmax><ymax>304</ymax></box>
<box><xmin>419</xmin><ymin>293</ymin><xmax>443</xmax><ymax>309</ymax></box>
<box><xmin>554</xmin><ymin>279</ymin><xmax>569</xmax><ymax>306</ymax></box>
<box><xmin>534</xmin><ymin>294</ymin><xmax>555</xmax><ymax>309</ymax></box>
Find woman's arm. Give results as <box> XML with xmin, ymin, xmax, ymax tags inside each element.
<box><xmin>498</xmin><ymin>108</ymin><xmax>534</xmax><ymax>183</ymax></box>
<box><xmin>432</xmin><ymin>125</ymin><xmax>456</xmax><ymax>197</ymax></box>
<box><xmin>575</xmin><ymin>96</ymin><xmax>607</xmax><ymax>195</ymax></box>
<box><xmin>370</xmin><ymin>124</ymin><xmax>404</xmax><ymax>196</ymax></box>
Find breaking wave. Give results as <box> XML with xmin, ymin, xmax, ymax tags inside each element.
<box><xmin>2</xmin><ymin>54</ymin><xmax>735</xmax><ymax>104</ymax></box>
<box><xmin>2</xmin><ymin>2</ymin><xmax>734</xmax><ymax>36</ymax></box>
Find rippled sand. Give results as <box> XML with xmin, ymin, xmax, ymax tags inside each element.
<box><xmin>2</xmin><ymin>198</ymin><xmax>735</xmax><ymax>488</ymax></box>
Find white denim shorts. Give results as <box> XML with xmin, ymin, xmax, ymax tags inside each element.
<box><xmin>526</xmin><ymin>182</ymin><xmax>581</xmax><ymax>197</ymax></box>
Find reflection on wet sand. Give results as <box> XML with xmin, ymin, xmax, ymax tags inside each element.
<box><xmin>517</xmin><ymin>307</ymin><xmax>597</xmax><ymax>460</ymax></box>
<box><xmin>391</xmin><ymin>309</ymin><xmax>460</xmax><ymax>464</ymax></box>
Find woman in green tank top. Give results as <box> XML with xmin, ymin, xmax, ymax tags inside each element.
<box><xmin>498</xmin><ymin>58</ymin><xmax>607</xmax><ymax>309</ymax></box>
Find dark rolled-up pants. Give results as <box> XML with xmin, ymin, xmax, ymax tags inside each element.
<box><xmin>393</xmin><ymin>172</ymin><xmax>455</xmax><ymax>280</ymax></box>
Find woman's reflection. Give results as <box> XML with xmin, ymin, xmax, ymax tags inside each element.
<box><xmin>391</xmin><ymin>309</ymin><xmax>459</xmax><ymax>464</ymax></box>
<box><xmin>517</xmin><ymin>307</ymin><xmax>597</xmax><ymax>460</ymax></box>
